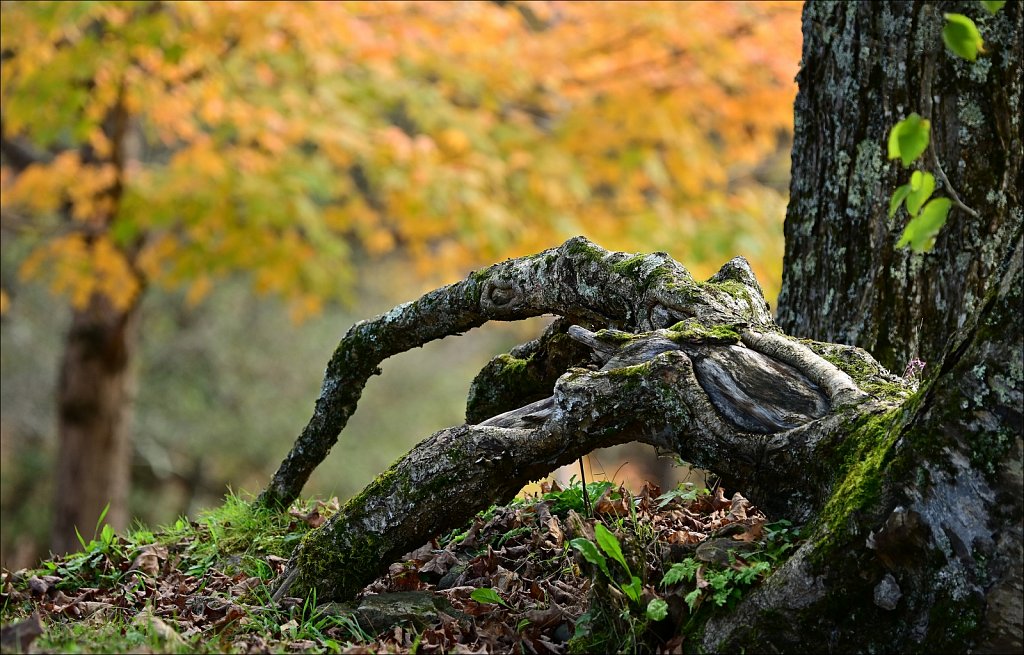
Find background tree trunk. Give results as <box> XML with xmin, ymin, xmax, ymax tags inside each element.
<box><xmin>776</xmin><ymin>0</ymin><xmax>1022</xmax><ymax>372</ymax></box>
<box><xmin>49</xmin><ymin>96</ymin><xmax>136</xmax><ymax>555</ymax></box>
<box><xmin>51</xmin><ymin>295</ymin><xmax>139</xmax><ymax>554</ymax></box>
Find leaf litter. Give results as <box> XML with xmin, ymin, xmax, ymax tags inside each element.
<box><xmin>1</xmin><ymin>482</ymin><xmax>793</xmax><ymax>653</ymax></box>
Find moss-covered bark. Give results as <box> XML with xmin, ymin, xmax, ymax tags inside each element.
<box><xmin>263</xmin><ymin>5</ymin><xmax>1021</xmax><ymax>651</ymax></box>
<box><xmin>699</xmin><ymin>232</ymin><xmax>1022</xmax><ymax>654</ymax></box>
<box><xmin>701</xmin><ymin>1</ymin><xmax>1023</xmax><ymax>649</ymax></box>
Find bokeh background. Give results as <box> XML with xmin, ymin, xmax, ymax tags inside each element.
<box><xmin>0</xmin><ymin>1</ymin><xmax>802</xmax><ymax>569</ymax></box>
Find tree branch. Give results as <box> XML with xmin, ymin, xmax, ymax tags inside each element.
<box><xmin>258</xmin><ymin>237</ymin><xmax>775</xmax><ymax>510</ymax></box>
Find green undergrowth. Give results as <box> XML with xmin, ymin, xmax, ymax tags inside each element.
<box><xmin>569</xmin><ymin>509</ymin><xmax>804</xmax><ymax>654</ymax></box>
<box><xmin>0</xmin><ymin>491</ymin><xmax>342</xmax><ymax>654</ymax></box>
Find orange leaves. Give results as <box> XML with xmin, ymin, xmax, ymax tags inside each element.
<box><xmin>2</xmin><ymin>0</ymin><xmax>801</xmax><ymax>317</ymax></box>
<box><xmin>20</xmin><ymin>234</ymin><xmax>140</xmax><ymax>311</ymax></box>
<box><xmin>3</xmin><ymin>152</ymin><xmax>82</xmax><ymax>214</ymax></box>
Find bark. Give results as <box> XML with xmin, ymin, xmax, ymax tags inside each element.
<box><xmin>702</xmin><ymin>231</ymin><xmax>1022</xmax><ymax>653</ymax></box>
<box><xmin>741</xmin><ymin>1</ymin><xmax>1023</xmax><ymax>651</ymax></box>
<box><xmin>777</xmin><ymin>0</ymin><xmax>1022</xmax><ymax>372</ymax></box>
<box><xmin>267</xmin><ymin>234</ymin><xmax>1020</xmax><ymax>652</ymax></box>
<box><xmin>51</xmin><ymin>294</ymin><xmax>139</xmax><ymax>554</ymax></box>
<box><xmin>262</xmin><ymin>3</ymin><xmax>1022</xmax><ymax>651</ymax></box>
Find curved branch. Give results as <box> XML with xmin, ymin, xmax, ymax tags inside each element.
<box><xmin>258</xmin><ymin>237</ymin><xmax>774</xmax><ymax>509</ymax></box>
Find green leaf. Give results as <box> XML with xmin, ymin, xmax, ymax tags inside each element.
<box><xmin>684</xmin><ymin>588</ymin><xmax>702</xmax><ymax>611</ymax></box>
<box><xmin>570</xmin><ymin>537</ymin><xmax>612</xmax><ymax>580</ymax></box>
<box><xmin>662</xmin><ymin>559</ymin><xmax>701</xmax><ymax>587</ymax></box>
<box><xmin>887</xmin><ymin>114</ymin><xmax>931</xmax><ymax>167</ymax></box>
<box><xmin>943</xmin><ymin>14</ymin><xmax>984</xmax><ymax>62</ymax></box>
<box><xmin>470</xmin><ymin>587</ymin><xmax>509</xmax><ymax>607</ymax></box>
<box><xmin>594</xmin><ymin>523</ymin><xmax>631</xmax><ymax>576</ymax></box>
<box><xmin>646</xmin><ymin>598</ymin><xmax>669</xmax><ymax>621</ymax></box>
<box><xmin>75</xmin><ymin>526</ymin><xmax>88</xmax><ymax>552</ymax></box>
<box><xmin>897</xmin><ymin>197</ymin><xmax>952</xmax><ymax>252</ymax></box>
<box><xmin>980</xmin><ymin>1</ymin><xmax>1005</xmax><ymax>15</ymax></box>
<box><xmin>100</xmin><ymin>523</ymin><xmax>116</xmax><ymax>547</ymax></box>
<box><xmin>889</xmin><ymin>183</ymin><xmax>912</xmax><ymax>218</ymax></box>
<box><xmin>906</xmin><ymin>171</ymin><xmax>936</xmax><ymax>216</ymax></box>
<box><xmin>621</xmin><ymin>575</ymin><xmax>643</xmax><ymax>604</ymax></box>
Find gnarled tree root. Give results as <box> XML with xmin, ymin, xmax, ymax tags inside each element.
<box><xmin>261</xmin><ymin>238</ymin><xmax>906</xmax><ymax>603</ymax></box>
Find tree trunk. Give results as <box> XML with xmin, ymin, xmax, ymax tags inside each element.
<box><xmin>51</xmin><ymin>294</ymin><xmax>139</xmax><ymax>555</ymax></box>
<box><xmin>49</xmin><ymin>92</ymin><xmax>137</xmax><ymax>555</ymax></box>
<box><xmin>751</xmin><ymin>1</ymin><xmax>1023</xmax><ymax>651</ymax></box>
<box><xmin>777</xmin><ymin>0</ymin><xmax>1022</xmax><ymax>373</ymax></box>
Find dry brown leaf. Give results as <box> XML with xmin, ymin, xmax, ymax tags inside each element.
<box><xmin>666</xmin><ymin>529</ymin><xmax>705</xmax><ymax>545</ymax></box>
<box><xmin>732</xmin><ymin>521</ymin><xmax>765</xmax><ymax>543</ymax></box>
<box><xmin>421</xmin><ymin>549</ymin><xmax>460</xmax><ymax>575</ymax></box>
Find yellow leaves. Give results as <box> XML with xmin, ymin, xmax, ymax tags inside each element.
<box><xmin>437</xmin><ymin>128</ymin><xmax>471</xmax><ymax>158</ymax></box>
<box><xmin>4</xmin><ymin>150</ymin><xmax>117</xmax><ymax>223</ymax></box>
<box><xmin>20</xmin><ymin>233</ymin><xmax>140</xmax><ymax>311</ymax></box>
<box><xmin>2</xmin><ymin>0</ymin><xmax>801</xmax><ymax>321</ymax></box>
<box><xmin>3</xmin><ymin>152</ymin><xmax>81</xmax><ymax>213</ymax></box>
<box><xmin>69</xmin><ymin>163</ymin><xmax>119</xmax><ymax>222</ymax></box>
<box><xmin>136</xmin><ymin>234</ymin><xmax>179</xmax><ymax>281</ymax></box>
<box><xmin>288</xmin><ymin>294</ymin><xmax>323</xmax><ymax>325</ymax></box>
<box><xmin>364</xmin><ymin>229</ymin><xmax>397</xmax><ymax>256</ymax></box>
<box><xmin>184</xmin><ymin>275</ymin><xmax>213</xmax><ymax>307</ymax></box>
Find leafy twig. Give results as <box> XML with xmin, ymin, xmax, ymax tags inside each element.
<box><xmin>931</xmin><ymin>147</ymin><xmax>980</xmax><ymax>218</ymax></box>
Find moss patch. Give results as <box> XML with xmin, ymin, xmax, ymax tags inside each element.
<box><xmin>808</xmin><ymin>341</ymin><xmax>913</xmax><ymax>403</ymax></box>
<box><xmin>811</xmin><ymin>408</ymin><xmax>902</xmax><ymax>560</ymax></box>
<box><xmin>665</xmin><ymin>319</ymin><xmax>741</xmax><ymax>345</ymax></box>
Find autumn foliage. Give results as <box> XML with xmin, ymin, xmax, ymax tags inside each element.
<box><xmin>1</xmin><ymin>1</ymin><xmax>801</xmax><ymax>318</ymax></box>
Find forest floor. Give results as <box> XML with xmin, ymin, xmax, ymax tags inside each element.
<box><xmin>0</xmin><ymin>481</ymin><xmax>802</xmax><ymax>654</ymax></box>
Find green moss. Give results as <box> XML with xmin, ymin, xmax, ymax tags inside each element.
<box><xmin>811</xmin><ymin>409</ymin><xmax>901</xmax><ymax>560</ymax></box>
<box><xmin>291</xmin><ymin>456</ymin><xmax>419</xmax><ymax>599</ymax></box>
<box><xmin>563</xmin><ymin>237</ymin><xmax>606</xmax><ymax>262</ymax></box>
<box><xmin>665</xmin><ymin>319</ymin><xmax>741</xmax><ymax>345</ymax></box>
<box><xmin>610</xmin><ymin>254</ymin><xmax>648</xmax><ymax>277</ymax></box>
<box><xmin>465</xmin><ymin>352</ymin><xmax>546</xmax><ymax>423</ymax></box>
<box><xmin>919</xmin><ymin>592</ymin><xmax>985</xmax><ymax>652</ymax></box>
<box><xmin>705</xmin><ymin>279</ymin><xmax>753</xmax><ymax>305</ymax></box>
<box><xmin>294</xmin><ymin>520</ymin><xmax>389</xmax><ymax>600</ymax></box>
<box><xmin>810</xmin><ymin>342</ymin><xmax>913</xmax><ymax>403</ymax></box>
<box><xmin>593</xmin><ymin>328</ymin><xmax>639</xmax><ymax>344</ymax></box>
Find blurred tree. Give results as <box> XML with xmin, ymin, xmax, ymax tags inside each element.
<box><xmin>0</xmin><ymin>1</ymin><xmax>800</xmax><ymax>553</ymax></box>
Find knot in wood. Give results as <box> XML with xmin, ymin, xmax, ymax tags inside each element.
<box><xmin>482</xmin><ymin>279</ymin><xmax>517</xmax><ymax>309</ymax></box>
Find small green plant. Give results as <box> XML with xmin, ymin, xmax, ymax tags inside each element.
<box><xmin>655</xmin><ymin>482</ymin><xmax>709</xmax><ymax>508</ymax></box>
<box><xmin>661</xmin><ymin>519</ymin><xmax>803</xmax><ymax>612</ymax></box>
<box><xmin>571</xmin><ymin>522</ymin><xmax>643</xmax><ymax>605</ymax></box>
<box><xmin>888</xmin><ymin>115</ymin><xmax>954</xmax><ymax>253</ymax></box>
<box><xmin>470</xmin><ymin>587</ymin><xmax>510</xmax><ymax>608</ymax></box>
<box><xmin>543</xmin><ymin>477</ymin><xmax>616</xmax><ymax>515</ymax></box>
